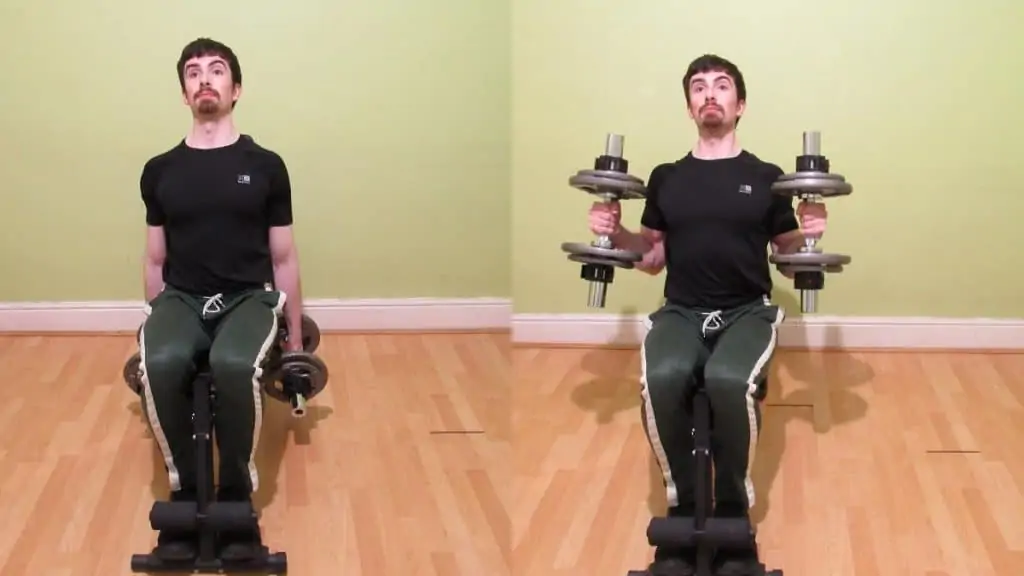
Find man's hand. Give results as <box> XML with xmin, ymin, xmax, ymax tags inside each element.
<box><xmin>796</xmin><ymin>200</ymin><xmax>828</xmax><ymax>238</ymax></box>
<box><xmin>284</xmin><ymin>323</ymin><xmax>304</xmax><ymax>352</ymax></box>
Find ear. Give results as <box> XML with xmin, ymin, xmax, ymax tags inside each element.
<box><xmin>736</xmin><ymin>99</ymin><xmax>746</xmax><ymax>119</ymax></box>
<box><xmin>181</xmin><ymin>88</ymin><xmax>189</xmax><ymax>106</ymax></box>
<box><xmin>232</xmin><ymin>84</ymin><xmax>243</xmax><ymax>104</ymax></box>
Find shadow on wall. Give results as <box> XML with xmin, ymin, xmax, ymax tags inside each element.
<box><xmin>566</xmin><ymin>296</ymin><xmax>876</xmax><ymax>523</ymax></box>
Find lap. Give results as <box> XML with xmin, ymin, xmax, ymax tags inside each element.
<box><xmin>143</xmin><ymin>286</ymin><xmax>285</xmax><ymax>369</ymax></box>
<box><xmin>643</xmin><ymin>299</ymin><xmax>785</xmax><ymax>389</ymax></box>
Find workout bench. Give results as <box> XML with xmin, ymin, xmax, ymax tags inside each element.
<box><xmin>628</xmin><ymin>370</ymin><xmax>782</xmax><ymax>576</ymax></box>
<box><xmin>124</xmin><ymin>313</ymin><xmax>329</xmax><ymax>575</ymax></box>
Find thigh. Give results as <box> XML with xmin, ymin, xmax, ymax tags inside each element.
<box><xmin>704</xmin><ymin>304</ymin><xmax>785</xmax><ymax>394</ymax></box>
<box><xmin>643</xmin><ymin>305</ymin><xmax>710</xmax><ymax>385</ymax></box>
<box><xmin>209</xmin><ymin>291</ymin><xmax>283</xmax><ymax>369</ymax></box>
<box><xmin>141</xmin><ymin>290</ymin><xmax>210</xmax><ymax>365</ymax></box>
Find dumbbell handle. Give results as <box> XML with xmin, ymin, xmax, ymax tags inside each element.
<box><xmin>290</xmin><ymin>393</ymin><xmax>307</xmax><ymax>418</ymax></box>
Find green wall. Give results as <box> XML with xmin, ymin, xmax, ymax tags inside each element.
<box><xmin>511</xmin><ymin>0</ymin><xmax>1023</xmax><ymax>318</ymax></box>
<box><xmin>3</xmin><ymin>0</ymin><xmax>1023</xmax><ymax>320</ymax></box>
<box><xmin>0</xmin><ymin>1</ymin><xmax>510</xmax><ymax>302</ymax></box>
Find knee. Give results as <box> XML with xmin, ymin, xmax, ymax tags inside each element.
<box><xmin>209</xmin><ymin>351</ymin><xmax>259</xmax><ymax>386</ymax></box>
<box><xmin>141</xmin><ymin>343</ymin><xmax>194</xmax><ymax>383</ymax></box>
<box><xmin>642</xmin><ymin>354</ymin><xmax>696</xmax><ymax>400</ymax></box>
<box><xmin>703</xmin><ymin>364</ymin><xmax>760</xmax><ymax>400</ymax></box>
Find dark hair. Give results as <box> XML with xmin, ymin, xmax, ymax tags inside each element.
<box><xmin>176</xmin><ymin>38</ymin><xmax>242</xmax><ymax>108</ymax></box>
<box><xmin>681</xmin><ymin>54</ymin><xmax>746</xmax><ymax>106</ymax></box>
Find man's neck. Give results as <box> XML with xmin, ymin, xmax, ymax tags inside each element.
<box><xmin>692</xmin><ymin>129</ymin><xmax>741</xmax><ymax>160</ymax></box>
<box><xmin>185</xmin><ymin>116</ymin><xmax>240</xmax><ymax>149</ymax></box>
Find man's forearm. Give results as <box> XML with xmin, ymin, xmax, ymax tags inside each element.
<box><xmin>273</xmin><ymin>253</ymin><xmax>304</xmax><ymax>343</ymax></box>
<box><xmin>144</xmin><ymin>261</ymin><xmax>164</xmax><ymax>302</ymax></box>
<box><xmin>610</xmin><ymin>226</ymin><xmax>653</xmax><ymax>255</ymax></box>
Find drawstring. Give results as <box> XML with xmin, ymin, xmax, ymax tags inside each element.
<box><xmin>700</xmin><ymin>310</ymin><xmax>723</xmax><ymax>337</ymax></box>
<box><xmin>201</xmin><ymin>293</ymin><xmax>225</xmax><ymax>318</ymax></box>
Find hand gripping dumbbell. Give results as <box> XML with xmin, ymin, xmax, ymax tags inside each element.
<box><xmin>561</xmin><ymin>133</ymin><xmax>648</xmax><ymax>308</ymax></box>
<box><xmin>769</xmin><ymin>131</ymin><xmax>854</xmax><ymax>313</ymax></box>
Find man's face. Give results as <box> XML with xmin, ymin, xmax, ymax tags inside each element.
<box><xmin>181</xmin><ymin>54</ymin><xmax>240</xmax><ymax>118</ymax></box>
<box><xmin>686</xmin><ymin>70</ymin><xmax>744</xmax><ymax>131</ymax></box>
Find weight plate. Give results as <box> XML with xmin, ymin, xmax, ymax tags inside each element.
<box><xmin>775</xmin><ymin>263</ymin><xmax>845</xmax><ymax>274</ymax></box>
<box><xmin>264</xmin><ymin>351</ymin><xmax>329</xmax><ymax>403</ymax></box>
<box><xmin>123</xmin><ymin>352</ymin><xmax>143</xmax><ymax>395</ymax></box>
<box><xmin>771</xmin><ymin>251</ymin><xmax>851</xmax><ymax>266</ymax></box>
<box><xmin>300</xmin><ymin>314</ymin><xmax>320</xmax><ymax>352</ymax></box>
<box><xmin>561</xmin><ymin>241</ymin><xmax>642</xmax><ymax>263</ymax></box>
<box><xmin>772</xmin><ymin>175</ymin><xmax>852</xmax><ymax>198</ymax></box>
<box><xmin>775</xmin><ymin>171</ymin><xmax>847</xmax><ymax>183</ymax></box>
<box><xmin>569</xmin><ymin>171</ymin><xmax>646</xmax><ymax>199</ymax></box>
<box><xmin>568</xmin><ymin>253</ymin><xmax>635</xmax><ymax>269</ymax></box>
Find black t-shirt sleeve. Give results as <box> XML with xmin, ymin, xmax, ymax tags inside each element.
<box><xmin>140</xmin><ymin>159</ymin><xmax>165</xmax><ymax>227</ymax></box>
<box><xmin>763</xmin><ymin>162</ymin><xmax>799</xmax><ymax>237</ymax></box>
<box><xmin>266</xmin><ymin>154</ymin><xmax>294</xmax><ymax>227</ymax></box>
<box><xmin>640</xmin><ymin>163</ymin><xmax>675</xmax><ymax>231</ymax></box>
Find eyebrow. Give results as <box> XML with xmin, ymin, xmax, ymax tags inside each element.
<box><xmin>690</xmin><ymin>74</ymin><xmax>732</xmax><ymax>86</ymax></box>
<box><xmin>184</xmin><ymin>59</ymin><xmax>227</xmax><ymax>71</ymax></box>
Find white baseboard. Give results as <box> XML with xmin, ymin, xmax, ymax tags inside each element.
<box><xmin>0</xmin><ymin>297</ymin><xmax>511</xmax><ymax>333</ymax></box>
<box><xmin>511</xmin><ymin>313</ymin><xmax>1024</xmax><ymax>350</ymax></box>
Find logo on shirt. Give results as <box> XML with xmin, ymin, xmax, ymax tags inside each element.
<box><xmin>237</xmin><ymin>174</ymin><xmax>251</xmax><ymax>184</ymax></box>
<box><xmin>737</xmin><ymin>184</ymin><xmax>752</xmax><ymax>195</ymax></box>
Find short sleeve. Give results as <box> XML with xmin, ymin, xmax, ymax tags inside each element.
<box><xmin>140</xmin><ymin>159</ymin><xmax>165</xmax><ymax>226</ymax></box>
<box><xmin>639</xmin><ymin>163</ymin><xmax>675</xmax><ymax>231</ymax></box>
<box><xmin>266</xmin><ymin>154</ymin><xmax>294</xmax><ymax>227</ymax></box>
<box><xmin>763</xmin><ymin>163</ymin><xmax>798</xmax><ymax>237</ymax></box>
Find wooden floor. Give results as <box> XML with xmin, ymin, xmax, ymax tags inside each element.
<box><xmin>0</xmin><ymin>333</ymin><xmax>510</xmax><ymax>576</ymax></box>
<box><xmin>512</xmin><ymin>347</ymin><xmax>1024</xmax><ymax>576</ymax></box>
<box><xmin>2</xmin><ymin>335</ymin><xmax>1024</xmax><ymax>576</ymax></box>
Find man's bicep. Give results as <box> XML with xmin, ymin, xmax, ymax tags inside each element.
<box><xmin>768</xmin><ymin>196</ymin><xmax>799</xmax><ymax>237</ymax></box>
<box><xmin>267</xmin><ymin>155</ymin><xmax>294</xmax><ymax>227</ymax></box>
<box><xmin>140</xmin><ymin>161</ymin><xmax>166</xmax><ymax>226</ymax></box>
<box><xmin>145</xmin><ymin>226</ymin><xmax>166</xmax><ymax>263</ymax></box>
<box><xmin>639</xmin><ymin>162</ymin><xmax>673</xmax><ymax>232</ymax></box>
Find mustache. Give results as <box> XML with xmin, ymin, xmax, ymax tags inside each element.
<box><xmin>194</xmin><ymin>89</ymin><xmax>219</xmax><ymax>98</ymax></box>
<box><xmin>700</xmin><ymin>104</ymin><xmax>722</xmax><ymax>113</ymax></box>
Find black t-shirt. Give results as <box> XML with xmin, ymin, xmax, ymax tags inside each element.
<box><xmin>140</xmin><ymin>134</ymin><xmax>293</xmax><ymax>296</ymax></box>
<box><xmin>640</xmin><ymin>150</ymin><xmax>798</xmax><ymax>310</ymax></box>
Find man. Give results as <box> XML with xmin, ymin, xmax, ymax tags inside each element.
<box><xmin>137</xmin><ymin>37</ymin><xmax>306</xmax><ymax>563</ymax></box>
<box><xmin>589</xmin><ymin>54</ymin><xmax>827</xmax><ymax>575</ymax></box>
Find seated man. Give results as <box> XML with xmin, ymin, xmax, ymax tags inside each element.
<box><xmin>588</xmin><ymin>54</ymin><xmax>827</xmax><ymax>575</ymax></box>
<box><xmin>137</xmin><ymin>37</ymin><xmax>306</xmax><ymax>562</ymax></box>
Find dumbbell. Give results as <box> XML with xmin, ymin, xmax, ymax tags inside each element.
<box><xmin>769</xmin><ymin>131</ymin><xmax>853</xmax><ymax>314</ymax></box>
<box><xmin>561</xmin><ymin>133</ymin><xmax>648</xmax><ymax>308</ymax></box>
<box><xmin>263</xmin><ymin>351</ymin><xmax>329</xmax><ymax>418</ymax></box>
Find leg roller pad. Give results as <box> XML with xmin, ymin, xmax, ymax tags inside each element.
<box><xmin>129</xmin><ymin>551</ymin><xmax>287</xmax><ymax>574</ymax></box>
<box><xmin>647</xmin><ymin>516</ymin><xmax>754</xmax><ymax>549</ymax></box>
<box><xmin>150</xmin><ymin>501</ymin><xmax>258</xmax><ymax>531</ymax></box>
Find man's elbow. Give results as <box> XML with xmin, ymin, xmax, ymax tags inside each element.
<box><xmin>272</xmin><ymin>247</ymin><xmax>298</xmax><ymax>269</ymax></box>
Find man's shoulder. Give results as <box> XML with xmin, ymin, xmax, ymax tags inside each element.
<box><xmin>238</xmin><ymin>134</ymin><xmax>286</xmax><ymax>170</ymax></box>
<box><xmin>142</xmin><ymin>140</ymin><xmax>187</xmax><ymax>175</ymax></box>
<box><xmin>737</xmin><ymin>150</ymin><xmax>785</xmax><ymax>181</ymax></box>
<box><xmin>647</xmin><ymin>156</ymin><xmax>690</xmax><ymax>187</ymax></box>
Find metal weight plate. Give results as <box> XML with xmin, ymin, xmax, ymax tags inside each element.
<box><xmin>770</xmin><ymin>251</ymin><xmax>851</xmax><ymax>267</ymax></box>
<box><xmin>561</xmin><ymin>242</ymin><xmax>642</xmax><ymax>263</ymax></box>
<box><xmin>123</xmin><ymin>352</ymin><xmax>143</xmax><ymax>395</ymax></box>
<box><xmin>569</xmin><ymin>170</ymin><xmax>647</xmax><ymax>199</ymax></box>
<box><xmin>771</xmin><ymin>173</ymin><xmax>853</xmax><ymax>198</ymax></box>
<box><xmin>568</xmin><ymin>253</ymin><xmax>636</xmax><ymax>269</ymax></box>
<box><xmin>774</xmin><ymin>263</ymin><xmax>845</xmax><ymax>274</ymax></box>
<box><xmin>300</xmin><ymin>314</ymin><xmax>320</xmax><ymax>352</ymax></box>
<box><xmin>264</xmin><ymin>351</ymin><xmax>329</xmax><ymax>403</ymax></box>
